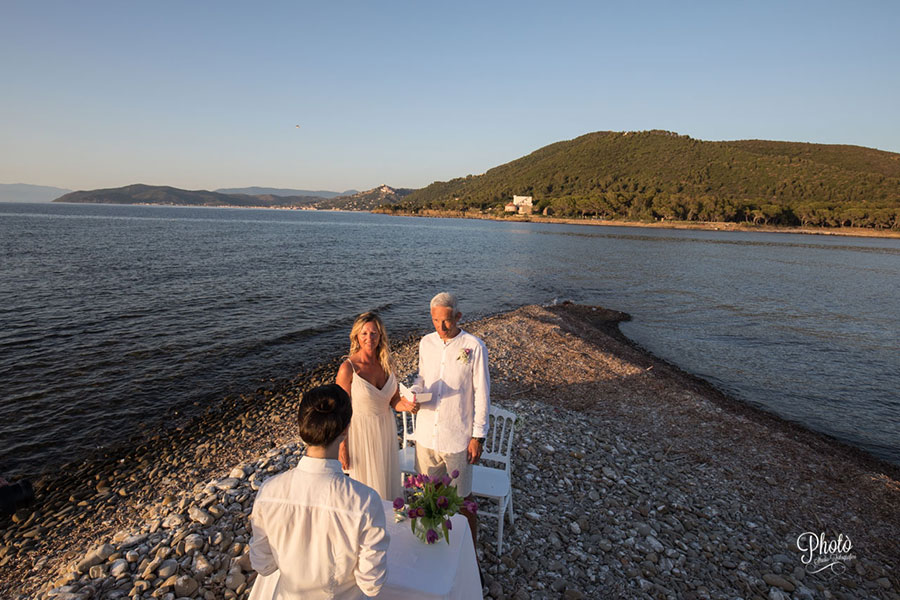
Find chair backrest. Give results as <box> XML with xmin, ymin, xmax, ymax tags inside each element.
<box><xmin>401</xmin><ymin>410</ymin><xmax>416</xmax><ymax>448</ymax></box>
<box><xmin>481</xmin><ymin>405</ymin><xmax>516</xmax><ymax>470</ymax></box>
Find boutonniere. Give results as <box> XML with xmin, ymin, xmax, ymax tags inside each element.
<box><xmin>457</xmin><ymin>348</ymin><xmax>472</xmax><ymax>364</ymax></box>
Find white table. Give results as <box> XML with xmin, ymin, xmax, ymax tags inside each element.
<box><xmin>249</xmin><ymin>501</ymin><xmax>482</xmax><ymax>599</ymax></box>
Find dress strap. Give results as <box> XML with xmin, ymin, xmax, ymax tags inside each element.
<box><xmin>346</xmin><ymin>358</ymin><xmax>357</xmax><ymax>373</ymax></box>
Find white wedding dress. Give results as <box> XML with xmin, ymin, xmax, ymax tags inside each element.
<box><xmin>347</xmin><ymin>362</ymin><xmax>402</xmax><ymax>501</ymax></box>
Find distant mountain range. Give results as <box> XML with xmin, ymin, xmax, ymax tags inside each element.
<box><xmin>0</xmin><ymin>183</ymin><xmax>72</xmax><ymax>203</ymax></box>
<box><xmin>51</xmin><ymin>183</ymin><xmax>412</xmax><ymax>211</ymax></box>
<box><xmin>215</xmin><ymin>186</ymin><xmax>357</xmax><ymax>198</ymax></box>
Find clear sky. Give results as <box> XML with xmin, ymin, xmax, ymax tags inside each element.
<box><xmin>2</xmin><ymin>1</ymin><xmax>898</xmax><ymax>192</ymax></box>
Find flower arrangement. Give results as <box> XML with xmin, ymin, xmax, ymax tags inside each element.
<box><xmin>457</xmin><ymin>348</ymin><xmax>472</xmax><ymax>364</ymax></box>
<box><xmin>393</xmin><ymin>470</ymin><xmax>477</xmax><ymax>544</ymax></box>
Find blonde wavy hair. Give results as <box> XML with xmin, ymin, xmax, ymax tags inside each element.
<box><xmin>349</xmin><ymin>312</ymin><xmax>393</xmax><ymax>375</ymax></box>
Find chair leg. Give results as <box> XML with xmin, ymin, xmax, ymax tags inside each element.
<box><xmin>496</xmin><ymin>497</ymin><xmax>506</xmax><ymax>556</ymax></box>
<box><xmin>507</xmin><ymin>491</ymin><xmax>515</xmax><ymax>525</ymax></box>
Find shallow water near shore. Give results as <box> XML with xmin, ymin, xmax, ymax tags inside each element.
<box><xmin>1</xmin><ymin>202</ymin><xmax>898</xmax><ymax>475</ymax></box>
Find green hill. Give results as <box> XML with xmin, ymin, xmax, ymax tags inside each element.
<box><xmin>393</xmin><ymin>131</ymin><xmax>900</xmax><ymax>229</ymax></box>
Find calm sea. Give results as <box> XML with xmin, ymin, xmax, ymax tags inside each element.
<box><xmin>1</xmin><ymin>203</ymin><xmax>898</xmax><ymax>476</ymax></box>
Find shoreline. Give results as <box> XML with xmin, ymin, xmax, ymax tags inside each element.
<box><xmin>374</xmin><ymin>209</ymin><xmax>900</xmax><ymax>239</ymax></box>
<box><xmin>18</xmin><ymin>202</ymin><xmax>900</xmax><ymax>239</ymax></box>
<box><xmin>2</xmin><ymin>304</ymin><xmax>898</xmax><ymax>598</ymax></box>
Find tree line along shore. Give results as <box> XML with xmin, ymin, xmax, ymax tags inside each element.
<box><xmin>1</xmin><ymin>304</ymin><xmax>898</xmax><ymax>599</ymax></box>
<box><xmin>372</xmin><ymin>207</ymin><xmax>900</xmax><ymax>239</ymax></box>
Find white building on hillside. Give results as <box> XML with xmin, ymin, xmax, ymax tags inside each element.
<box><xmin>512</xmin><ymin>195</ymin><xmax>533</xmax><ymax>215</ymax></box>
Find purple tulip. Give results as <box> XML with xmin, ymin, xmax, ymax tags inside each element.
<box><xmin>451</xmin><ymin>469</ymin><xmax>460</xmax><ymax>479</ymax></box>
<box><xmin>441</xmin><ymin>475</ymin><xmax>452</xmax><ymax>487</ymax></box>
<box><xmin>422</xmin><ymin>474</ymin><xmax>431</xmax><ymax>484</ymax></box>
<box><xmin>444</xmin><ymin>519</ymin><xmax>452</xmax><ymax>530</ymax></box>
<box><xmin>407</xmin><ymin>509</ymin><xmax>417</xmax><ymax>519</ymax></box>
<box><xmin>415</xmin><ymin>474</ymin><xmax>424</xmax><ymax>486</ymax></box>
<box><xmin>463</xmin><ymin>500</ymin><xmax>478</xmax><ymax>515</ymax></box>
<box><xmin>416</xmin><ymin>507</ymin><xmax>426</xmax><ymax>517</ymax></box>
<box><xmin>393</xmin><ymin>497</ymin><xmax>405</xmax><ymax>510</ymax></box>
<box><xmin>436</xmin><ymin>495</ymin><xmax>448</xmax><ymax>509</ymax></box>
<box><xmin>426</xmin><ymin>528</ymin><xmax>439</xmax><ymax>544</ymax></box>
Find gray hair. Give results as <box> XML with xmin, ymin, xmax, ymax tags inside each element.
<box><xmin>430</xmin><ymin>292</ymin><xmax>458</xmax><ymax>312</ymax></box>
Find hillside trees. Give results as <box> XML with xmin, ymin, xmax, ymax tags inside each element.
<box><xmin>394</xmin><ymin>131</ymin><xmax>900</xmax><ymax>229</ymax></box>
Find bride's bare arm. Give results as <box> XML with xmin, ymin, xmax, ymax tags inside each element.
<box><xmin>336</xmin><ymin>361</ymin><xmax>353</xmax><ymax>469</ymax></box>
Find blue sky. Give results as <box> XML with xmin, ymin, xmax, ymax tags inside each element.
<box><xmin>2</xmin><ymin>1</ymin><xmax>898</xmax><ymax>192</ymax></box>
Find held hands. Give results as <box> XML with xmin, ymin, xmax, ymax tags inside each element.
<box><xmin>467</xmin><ymin>438</ymin><xmax>483</xmax><ymax>464</ymax></box>
<box><xmin>393</xmin><ymin>394</ymin><xmax>419</xmax><ymax>414</ymax></box>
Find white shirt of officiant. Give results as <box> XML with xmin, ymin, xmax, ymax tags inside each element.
<box><xmin>249</xmin><ymin>456</ymin><xmax>389</xmax><ymax>600</ymax></box>
<box><xmin>413</xmin><ymin>330</ymin><xmax>490</xmax><ymax>454</ymax></box>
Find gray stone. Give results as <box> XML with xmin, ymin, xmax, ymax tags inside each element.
<box><xmin>188</xmin><ymin>506</ymin><xmax>214</xmax><ymax>526</ymax></box>
<box><xmin>120</xmin><ymin>533</ymin><xmax>148</xmax><ymax>548</ymax></box>
<box><xmin>767</xmin><ymin>589</ymin><xmax>788</xmax><ymax>600</ymax></box>
<box><xmin>162</xmin><ymin>513</ymin><xmax>185</xmax><ymax>529</ymax></box>
<box><xmin>763</xmin><ymin>573</ymin><xmax>795</xmax><ymax>592</ymax></box>
<box><xmin>109</xmin><ymin>559</ymin><xmax>129</xmax><ymax>578</ymax></box>
<box><xmin>174</xmin><ymin>575</ymin><xmax>199</xmax><ymax>597</ymax></box>
<box><xmin>225</xmin><ymin>569</ymin><xmax>246</xmax><ymax>590</ymax></box>
<box><xmin>216</xmin><ymin>477</ymin><xmax>241</xmax><ymax>490</ymax></box>
<box><xmin>193</xmin><ymin>553</ymin><xmax>214</xmax><ymax>576</ymax></box>
<box><xmin>645</xmin><ymin>536</ymin><xmax>665</xmax><ymax>553</ymax></box>
<box><xmin>74</xmin><ymin>542</ymin><xmax>116</xmax><ymax>573</ymax></box>
<box><xmin>158</xmin><ymin>558</ymin><xmax>179</xmax><ymax>578</ymax></box>
<box><xmin>184</xmin><ymin>534</ymin><xmax>205</xmax><ymax>554</ymax></box>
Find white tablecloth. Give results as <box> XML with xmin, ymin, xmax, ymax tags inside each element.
<box><xmin>249</xmin><ymin>501</ymin><xmax>482</xmax><ymax>599</ymax></box>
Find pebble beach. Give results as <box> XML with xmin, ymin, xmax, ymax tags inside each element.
<box><xmin>2</xmin><ymin>303</ymin><xmax>898</xmax><ymax>599</ymax></box>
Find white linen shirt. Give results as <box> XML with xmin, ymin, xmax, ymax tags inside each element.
<box><xmin>414</xmin><ymin>330</ymin><xmax>490</xmax><ymax>454</ymax></box>
<box><xmin>249</xmin><ymin>456</ymin><xmax>389</xmax><ymax>599</ymax></box>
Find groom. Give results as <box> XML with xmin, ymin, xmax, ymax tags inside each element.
<box><xmin>412</xmin><ymin>292</ymin><xmax>490</xmax><ymax>547</ymax></box>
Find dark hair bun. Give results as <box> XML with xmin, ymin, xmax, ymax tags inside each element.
<box><xmin>312</xmin><ymin>397</ymin><xmax>335</xmax><ymax>414</ymax></box>
<box><xmin>297</xmin><ymin>384</ymin><xmax>352</xmax><ymax>446</ymax></box>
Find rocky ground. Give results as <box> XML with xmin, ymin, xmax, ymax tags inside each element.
<box><xmin>2</xmin><ymin>303</ymin><xmax>898</xmax><ymax>599</ymax></box>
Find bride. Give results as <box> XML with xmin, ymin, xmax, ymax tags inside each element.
<box><xmin>336</xmin><ymin>312</ymin><xmax>417</xmax><ymax>500</ymax></box>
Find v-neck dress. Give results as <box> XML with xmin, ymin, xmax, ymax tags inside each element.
<box><xmin>347</xmin><ymin>365</ymin><xmax>402</xmax><ymax>501</ymax></box>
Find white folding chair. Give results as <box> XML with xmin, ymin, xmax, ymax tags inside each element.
<box><xmin>398</xmin><ymin>410</ymin><xmax>417</xmax><ymax>482</ymax></box>
<box><xmin>471</xmin><ymin>405</ymin><xmax>516</xmax><ymax>555</ymax></box>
